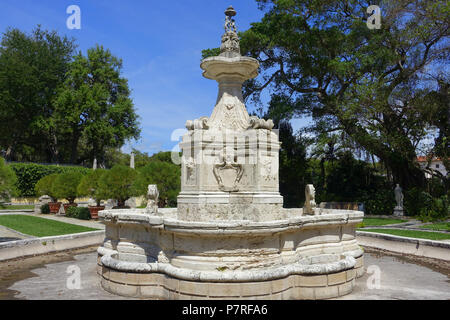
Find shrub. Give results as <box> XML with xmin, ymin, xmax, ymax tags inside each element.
<box><xmin>40</xmin><ymin>203</ymin><xmax>50</xmax><ymax>214</ymax></box>
<box><xmin>418</xmin><ymin>195</ymin><xmax>450</xmax><ymax>222</ymax></box>
<box><xmin>404</xmin><ymin>187</ymin><xmax>433</xmax><ymax>216</ymax></box>
<box><xmin>132</xmin><ymin>161</ymin><xmax>180</xmax><ymax>207</ymax></box>
<box><xmin>77</xmin><ymin>169</ymin><xmax>106</xmax><ymax>206</ymax></box>
<box><xmin>0</xmin><ymin>157</ymin><xmax>17</xmax><ymax>203</ymax></box>
<box><xmin>97</xmin><ymin>165</ymin><xmax>137</xmax><ymax>208</ymax></box>
<box><xmin>52</xmin><ymin>172</ymin><xmax>84</xmax><ymax>204</ymax></box>
<box><xmin>9</xmin><ymin>163</ymin><xmax>90</xmax><ymax>197</ymax></box>
<box><xmin>35</xmin><ymin>173</ymin><xmax>59</xmax><ymax>201</ymax></box>
<box><xmin>362</xmin><ymin>188</ymin><xmax>395</xmax><ymax>215</ymax></box>
<box><xmin>66</xmin><ymin>206</ymin><xmax>91</xmax><ymax>220</ymax></box>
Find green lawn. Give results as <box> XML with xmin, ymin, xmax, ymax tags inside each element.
<box><xmin>358</xmin><ymin>228</ymin><xmax>450</xmax><ymax>241</ymax></box>
<box><xmin>0</xmin><ymin>215</ymin><xmax>98</xmax><ymax>237</ymax></box>
<box><xmin>0</xmin><ymin>204</ymin><xmax>34</xmax><ymax>210</ymax></box>
<box><xmin>419</xmin><ymin>222</ymin><xmax>450</xmax><ymax>232</ymax></box>
<box><xmin>361</xmin><ymin>218</ymin><xmax>405</xmax><ymax>227</ymax></box>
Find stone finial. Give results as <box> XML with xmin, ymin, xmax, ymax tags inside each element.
<box><xmin>146</xmin><ymin>184</ymin><xmax>159</xmax><ymax>214</ymax></box>
<box><xmin>304</xmin><ymin>184</ymin><xmax>317</xmax><ymax>215</ymax></box>
<box><xmin>130</xmin><ymin>152</ymin><xmax>135</xmax><ymax>169</ymax></box>
<box><xmin>220</xmin><ymin>6</ymin><xmax>240</xmax><ymax>57</ymax></box>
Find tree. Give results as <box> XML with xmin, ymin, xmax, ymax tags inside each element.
<box><xmin>215</xmin><ymin>0</ymin><xmax>449</xmax><ymax>190</ymax></box>
<box><xmin>52</xmin><ymin>172</ymin><xmax>84</xmax><ymax>204</ymax></box>
<box><xmin>53</xmin><ymin>45</ymin><xmax>141</xmax><ymax>165</ymax></box>
<box><xmin>0</xmin><ymin>26</ymin><xmax>76</xmax><ymax>162</ymax></box>
<box><xmin>96</xmin><ymin>165</ymin><xmax>137</xmax><ymax>208</ymax></box>
<box><xmin>133</xmin><ymin>161</ymin><xmax>181</xmax><ymax>207</ymax></box>
<box><xmin>0</xmin><ymin>157</ymin><xmax>17</xmax><ymax>203</ymax></box>
<box><xmin>77</xmin><ymin>169</ymin><xmax>105</xmax><ymax>206</ymax></box>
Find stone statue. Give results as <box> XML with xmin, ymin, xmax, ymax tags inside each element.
<box><xmin>146</xmin><ymin>184</ymin><xmax>159</xmax><ymax>214</ymax></box>
<box><xmin>393</xmin><ymin>184</ymin><xmax>404</xmax><ymax>216</ymax></box>
<box><xmin>394</xmin><ymin>184</ymin><xmax>403</xmax><ymax>209</ymax></box>
<box><xmin>93</xmin><ymin>158</ymin><xmax>97</xmax><ymax>170</ymax></box>
<box><xmin>304</xmin><ymin>184</ymin><xmax>317</xmax><ymax>215</ymax></box>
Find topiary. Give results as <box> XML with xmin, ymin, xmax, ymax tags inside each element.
<box><xmin>52</xmin><ymin>172</ymin><xmax>84</xmax><ymax>204</ymax></box>
<box><xmin>35</xmin><ymin>173</ymin><xmax>59</xmax><ymax>202</ymax></box>
<box><xmin>96</xmin><ymin>165</ymin><xmax>137</xmax><ymax>208</ymax></box>
<box><xmin>65</xmin><ymin>206</ymin><xmax>91</xmax><ymax>220</ymax></box>
<box><xmin>77</xmin><ymin>169</ymin><xmax>105</xmax><ymax>206</ymax></box>
<box><xmin>74</xmin><ymin>207</ymin><xmax>91</xmax><ymax>220</ymax></box>
<box><xmin>0</xmin><ymin>157</ymin><xmax>17</xmax><ymax>204</ymax></box>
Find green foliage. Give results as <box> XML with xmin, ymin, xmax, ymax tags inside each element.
<box><xmin>77</xmin><ymin>169</ymin><xmax>106</xmax><ymax>206</ymax></box>
<box><xmin>40</xmin><ymin>203</ymin><xmax>50</xmax><ymax>214</ymax></box>
<box><xmin>35</xmin><ymin>173</ymin><xmax>59</xmax><ymax>201</ymax></box>
<box><xmin>404</xmin><ymin>188</ymin><xmax>433</xmax><ymax>217</ymax></box>
<box><xmin>97</xmin><ymin>165</ymin><xmax>137</xmax><ymax>207</ymax></box>
<box><xmin>0</xmin><ymin>157</ymin><xmax>17</xmax><ymax>203</ymax></box>
<box><xmin>66</xmin><ymin>206</ymin><xmax>91</xmax><ymax>220</ymax></box>
<box><xmin>0</xmin><ymin>26</ymin><xmax>140</xmax><ymax>165</ymax></box>
<box><xmin>201</xmin><ymin>48</ymin><xmax>220</xmax><ymax>60</ymax></box>
<box><xmin>11</xmin><ymin>162</ymin><xmax>90</xmax><ymax>197</ymax></box>
<box><xmin>0</xmin><ymin>26</ymin><xmax>76</xmax><ymax>162</ymax></box>
<box><xmin>363</xmin><ymin>189</ymin><xmax>395</xmax><ymax>216</ymax></box>
<box><xmin>52</xmin><ymin>172</ymin><xmax>84</xmax><ymax>203</ymax></box>
<box><xmin>237</xmin><ymin>0</ymin><xmax>448</xmax><ymax>190</ymax></box>
<box><xmin>418</xmin><ymin>195</ymin><xmax>450</xmax><ymax>222</ymax></box>
<box><xmin>133</xmin><ymin>161</ymin><xmax>180</xmax><ymax>207</ymax></box>
<box><xmin>53</xmin><ymin>45</ymin><xmax>141</xmax><ymax>164</ymax></box>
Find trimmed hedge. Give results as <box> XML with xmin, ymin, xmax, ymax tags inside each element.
<box><xmin>9</xmin><ymin>163</ymin><xmax>90</xmax><ymax>197</ymax></box>
<box><xmin>66</xmin><ymin>206</ymin><xmax>91</xmax><ymax>220</ymax></box>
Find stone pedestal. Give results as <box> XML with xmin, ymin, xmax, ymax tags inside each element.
<box><xmin>393</xmin><ymin>206</ymin><xmax>404</xmax><ymax>216</ymax></box>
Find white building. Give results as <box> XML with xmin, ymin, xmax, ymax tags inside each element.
<box><xmin>416</xmin><ymin>156</ymin><xmax>448</xmax><ymax>178</ymax></box>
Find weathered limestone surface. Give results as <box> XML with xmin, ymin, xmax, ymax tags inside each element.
<box><xmin>97</xmin><ymin>6</ymin><xmax>365</xmax><ymax>300</ymax></box>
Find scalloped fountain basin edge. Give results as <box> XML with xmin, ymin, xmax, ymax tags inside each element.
<box><xmin>97</xmin><ymin>208</ymin><xmax>365</xmax><ymax>299</ymax></box>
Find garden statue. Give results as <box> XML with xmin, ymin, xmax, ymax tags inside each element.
<box><xmin>304</xmin><ymin>184</ymin><xmax>317</xmax><ymax>215</ymax></box>
<box><xmin>93</xmin><ymin>158</ymin><xmax>97</xmax><ymax>170</ymax></box>
<box><xmin>145</xmin><ymin>184</ymin><xmax>159</xmax><ymax>214</ymax></box>
<box><xmin>393</xmin><ymin>183</ymin><xmax>404</xmax><ymax>216</ymax></box>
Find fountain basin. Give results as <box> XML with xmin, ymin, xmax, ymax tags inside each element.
<box><xmin>97</xmin><ymin>208</ymin><xmax>364</xmax><ymax>299</ymax></box>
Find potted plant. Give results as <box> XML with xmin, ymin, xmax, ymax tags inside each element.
<box><xmin>35</xmin><ymin>173</ymin><xmax>60</xmax><ymax>213</ymax></box>
<box><xmin>97</xmin><ymin>165</ymin><xmax>137</xmax><ymax>208</ymax></box>
<box><xmin>77</xmin><ymin>169</ymin><xmax>106</xmax><ymax>219</ymax></box>
<box><xmin>52</xmin><ymin>172</ymin><xmax>84</xmax><ymax>214</ymax></box>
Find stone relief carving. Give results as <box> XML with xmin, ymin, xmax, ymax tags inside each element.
<box><xmin>261</xmin><ymin>158</ymin><xmax>276</xmax><ymax>182</ymax></box>
<box><xmin>185</xmin><ymin>157</ymin><xmax>196</xmax><ymax>185</ymax></box>
<box><xmin>146</xmin><ymin>184</ymin><xmax>159</xmax><ymax>214</ymax></box>
<box><xmin>304</xmin><ymin>184</ymin><xmax>317</xmax><ymax>215</ymax></box>
<box><xmin>213</xmin><ymin>152</ymin><xmax>244</xmax><ymax>192</ymax></box>
<box><xmin>186</xmin><ymin>116</ymin><xmax>209</xmax><ymax>131</ymax></box>
<box><xmin>248</xmin><ymin>116</ymin><xmax>275</xmax><ymax>130</ymax></box>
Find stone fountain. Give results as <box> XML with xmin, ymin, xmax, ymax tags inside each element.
<box><xmin>97</xmin><ymin>6</ymin><xmax>364</xmax><ymax>300</ymax></box>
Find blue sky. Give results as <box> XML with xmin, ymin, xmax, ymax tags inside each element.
<box><xmin>0</xmin><ymin>0</ymin><xmax>310</xmax><ymax>155</ymax></box>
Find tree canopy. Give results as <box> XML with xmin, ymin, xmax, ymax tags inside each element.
<box><xmin>0</xmin><ymin>26</ymin><xmax>141</xmax><ymax>165</ymax></box>
<box><xmin>205</xmin><ymin>0</ymin><xmax>449</xmax><ymax>190</ymax></box>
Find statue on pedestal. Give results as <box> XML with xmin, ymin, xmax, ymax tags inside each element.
<box><xmin>393</xmin><ymin>184</ymin><xmax>404</xmax><ymax>216</ymax></box>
